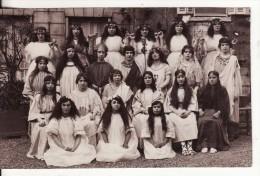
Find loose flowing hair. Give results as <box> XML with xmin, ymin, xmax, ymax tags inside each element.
<box><xmin>40</xmin><ymin>75</ymin><xmax>58</xmax><ymax>105</ymax></box>
<box><xmin>66</xmin><ymin>25</ymin><xmax>89</xmax><ymax>48</ymax></box>
<box><xmin>135</xmin><ymin>24</ymin><xmax>156</xmax><ymax>42</ymax></box>
<box><xmin>99</xmin><ymin>96</ymin><xmax>131</xmax><ymax>130</ymax></box>
<box><xmin>147</xmin><ymin>47</ymin><xmax>168</xmax><ymax>67</ymax></box>
<box><xmin>147</xmin><ymin>100</ymin><xmax>167</xmax><ymax>136</ymax></box>
<box><xmin>170</xmin><ymin>69</ymin><xmax>193</xmax><ymax>109</ymax></box>
<box><xmin>140</xmin><ymin>71</ymin><xmax>157</xmax><ymax>92</ymax></box>
<box><xmin>49</xmin><ymin>96</ymin><xmax>79</xmax><ymax>120</ymax></box>
<box><xmin>207</xmin><ymin>18</ymin><xmax>228</xmax><ymax>38</ymax></box>
<box><xmin>101</xmin><ymin>21</ymin><xmax>123</xmax><ymax>42</ymax></box>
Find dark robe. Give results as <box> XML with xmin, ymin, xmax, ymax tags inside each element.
<box><xmin>124</xmin><ymin>61</ymin><xmax>142</xmax><ymax>94</ymax></box>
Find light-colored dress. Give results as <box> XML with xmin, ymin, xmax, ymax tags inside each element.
<box><xmin>44</xmin><ymin>117</ymin><xmax>96</xmax><ymax>167</ymax></box>
<box><xmin>96</xmin><ymin>113</ymin><xmax>140</xmax><ymax>162</ymax></box>
<box><xmin>102</xmin><ymin>82</ymin><xmax>133</xmax><ymax>108</ymax></box>
<box><xmin>165</xmin><ymin>87</ymin><xmax>198</xmax><ymax>143</ymax></box>
<box><xmin>205</xmin><ymin>52</ymin><xmax>242</xmax><ymax>123</ymax></box>
<box><xmin>25</xmin><ymin>42</ymin><xmax>56</xmax><ymax>79</ymax></box>
<box><xmin>56</xmin><ymin>61</ymin><xmax>81</xmax><ymax>97</ymax></box>
<box><xmin>141</xmin><ymin>115</ymin><xmax>176</xmax><ymax>159</ymax></box>
<box><xmin>27</xmin><ymin>94</ymin><xmax>60</xmax><ymax>159</ymax></box>
<box><xmin>167</xmin><ymin>35</ymin><xmax>188</xmax><ymax>73</ymax></box>
<box><xmin>132</xmin><ymin>89</ymin><xmax>163</xmax><ymax>138</ymax></box>
<box><xmin>96</xmin><ymin>36</ymin><xmax>124</xmax><ymax>69</ymax></box>
<box><xmin>69</xmin><ymin>88</ymin><xmax>104</xmax><ymax>146</ymax></box>
<box><xmin>134</xmin><ymin>39</ymin><xmax>155</xmax><ymax>74</ymax></box>
<box><xmin>173</xmin><ymin>56</ymin><xmax>203</xmax><ymax>88</ymax></box>
<box><xmin>147</xmin><ymin>63</ymin><xmax>171</xmax><ymax>95</ymax></box>
<box><xmin>22</xmin><ymin>72</ymin><xmax>51</xmax><ymax>97</ymax></box>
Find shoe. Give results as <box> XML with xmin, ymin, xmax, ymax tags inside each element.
<box><xmin>181</xmin><ymin>144</ymin><xmax>189</xmax><ymax>156</ymax></box>
<box><xmin>186</xmin><ymin>141</ymin><xmax>195</xmax><ymax>155</ymax></box>
<box><xmin>210</xmin><ymin>148</ymin><xmax>217</xmax><ymax>153</ymax></box>
<box><xmin>201</xmin><ymin>147</ymin><xmax>208</xmax><ymax>153</ymax></box>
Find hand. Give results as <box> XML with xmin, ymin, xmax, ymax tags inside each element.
<box><xmin>129</xmin><ymin>33</ymin><xmax>135</xmax><ymax>40</ymax></box>
<box><xmin>158</xmin><ymin>31</ymin><xmax>164</xmax><ymax>38</ymax></box>
<box><xmin>154</xmin><ymin>32</ymin><xmax>159</xmax><ymax>39</ymax></box>
<box><xmin>157</xmin><ymin>87</ymin><xmax>162</xmax><ymax>92</ymax></box>
<box><xmin>79</xmin><ymin>107</ymin><xmax>87</xmax><ymax>116</ymax></box>
<box><xmin>90</xmin><ymin>114</ymin><xmax>95</xmax><ymax>121</ymax></box>
<box><xmin>181</xmin><ymin>111</ymin><xmax>191</xmax><ymax>118</ymax></box>
<box><xmin>88</xmin><ymin>33</ymin><xmax>97</xmax><ymax>41</ymax></box>
<box><xmin>64</xmin><ymin>146</ymin><xmax>72</xmax><ymax>151</ymax></box>
<box><xmin>213</xmin><ymin>111</ymin><xmax>220</xmax><ymax>119</ymax></box>
<box><xmin>155</xmin><ymin>142</ymin><xmax>164</xmax><ymax>148</ymax></box>
<box><xmin>123</xmin><ymin>143</ymin><xmax>129</xmax><ymax>149</ymax></box>
<box><xmin>198</xmin><ymin>109</ymin><xmax>204</xmax><ymax>117</ymax></box>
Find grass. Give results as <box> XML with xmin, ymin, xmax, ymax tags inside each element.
<box><xmin>0</xmin><ymin>134</ymin><xmax>252</xmax><ymax>168</ymax></box>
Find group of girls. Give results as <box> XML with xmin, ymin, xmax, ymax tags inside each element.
<box><xmin>22</xmin><ymin>16</ymin><xmax>242</xmax><ymax>167</ymax></box>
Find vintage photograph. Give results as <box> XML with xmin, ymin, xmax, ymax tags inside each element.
<box><xmin>0</xmin><ymin>6</ymin><xmax>252</xmax><ymax>170</ymax></box>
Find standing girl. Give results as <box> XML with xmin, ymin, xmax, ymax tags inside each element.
<box><xmin>165</xmin><ymin>69</ymin><xmax>198</xmax><ymax>156</ymax></box>
<box><xmin>22</xmin><ymin>56</ymin><xmax>52</xmax><ymax>101</ymax></box>
<box><xmin>147</xmin><ymin>47</ymin><xmax>171</xmax><ymax>96</ymax></box>
<box><xmin>96</xmin><ymin>96</ymin><xmax>140</xmax><ymax>162</ymax></box>
<box><xmin>141</xmin><ymin>100</ymin><xmax>176</xmax><ymax>159</ymax></box>
<box><xmin>27</xmin><ymin>75</ymin><xmax>59</xmax><ymax>160</ymax></box>
<box><xmin>132</xmin><ymin>71</ymin><xmax>163</xmax><ymax>148</ymax></box>
<box><xmin>132</xmin><ymin>24</ymin><xmax>157</xmax><ymax>74</ymax></box>
<box><xmin>166</xmin><ymin>18</ymin><xmax>190</xmax><ymax>74</ymax></box>
<box><xmin>96</xmin><ymin>21</ymin><xmax>124</xmax><ymax>69</ymax></box>
<box><xmin>56</xmin><ymin>45</ymin><xmax>85</xmax><ymax>97</ymax></box>
<box><xmin>44</xmin><ymin>97</ymin><xmax>96</xmax><ymax>167</ymax></box>
<box><xmin>65</xmin><ymin>23</ymin><xmax>90</xmax><ymax>68</ymax></box>
<box><xmin>102</xmin><ymin>69</ymin><xmax>133</xmax><ymax>109</ymax></box>
<box><xmin>25</xmin><ymin>26</ymin><xmax>59</xmax><ymax>79</ymax></box>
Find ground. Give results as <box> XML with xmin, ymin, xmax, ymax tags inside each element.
<box><xmin>0</xmin><ymin>134</ymin><xmax>252</xmax><ymax>168</ymax></box>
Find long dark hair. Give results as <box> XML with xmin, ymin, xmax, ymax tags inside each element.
<box><xmin>56</xmin><ymin>46</ymin><xmax>85</xmax><ymax>81</ymax></box>
<box><xmin>170</xmin><ymin>69</ymin><xmax>193</xmax><ymax>109</ymax></box>
<box><xmin>166</xmin><ymin>18</ymin><xmax>190</xmax><ymax>49</ymax></box>
<box><xmin>135</xmin><ymin>24</ymin><xmax>156</xmax><ymax>42</ymax></box>
<box><xmin>29</xmin><ymin>56</ymin><xmax>52</xmax><ymax>88</ymax></box>
<box><xmin>147</xmin><ymin>47</ymin><xmax>168</xmax><ymax>67</ymax></box>
<box><xmin>40</xmin><ymin>75</ymin><xmax>57</xmax><ymax>105</ymax></box>
<box><xmin>140</xmin><ymin>71</ymin><xmax>157</xmax><ymax>92</ymax></box>
<box><xmin>99</xmin><ymin>96</ymin><xmax>131</xmax><ymax>130</ymax></box>
<box><xmin>66</xmin><ymin>25</ymin><xmax>89</xmax><ymax>48</ymax></box>
<box><xmin>49</xmin><ymin>96</ymin><xmax>79</xmax><ymax>120</ymax></box>
<box><xmin>207</xmin><ymin>18</ymin><xmax>228</xmax><ymax>38</ymax></box>
<box><xmin>147</xmin><ymin>101</ymin><xmax>167</xmax><ymax>136</ymax></box>
<box><xmin>101</xmin><ymin>21</ymin><xmax>123</xmax><ymax>42</ymax></box>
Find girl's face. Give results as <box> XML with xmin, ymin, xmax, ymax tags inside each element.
<box><xmin>37</xmin><ymin>33</ymin><xmax>45</xmax><ymax>42</ymax></box>
<box><xmin>38</xmin><ymin>60</ymin><xmax>47</xmax><ymax>71</ymax></box>
<box><xmin>108</xmin><ymin>26</ymin><xmax>116</xmax><ymax>36</ymax></box>
<box><xmin>141</xmin><ymin>27</ymin><xmax>149</xmax><ymax>37</ymax></box>
<box><xmin>66</xmin><ymin>48</ymin><xmax>75</xmax><ymax>59</ymax></box>
<box><xmin>112</xmin><ymin>73</ymin><xmax>122</xmax><ymax>84</ymax></box>
<box><xmin>144</xmin><ymin>74</ymin><xmax>153</xmax><ymax>86</ymax></box>
<box><xmin>220</xmin><ymin>43</ymin><xmax>230</xmax><ymax>53</ymax></box>
<box><xmin>151</xmin><ymin>51</ymin><xmax>160</xmax><ymax>61</ymax></box>
<box><xmin>152</xmin><ymin>103</ymin><xmax>162</xmax><ymax>115</ymax></box>
<box><xmin>97</xmin><ymin>46</ymin><xmax>106</xmax><ymax>60</ymax></box>
<box><xmin>61</xmin><ymin>101</ymin><xmax>71</xmax><ymax>114</ymax></box>
<box><xmin>46</xmin><ymin>81</ymin><xmax>55</xmax><ymax>91</ymax></box>
<box><xmin>111</xmin><ymin>99</ymin><xmax>121</xmax><ymax>111</ymax></box>
<box><xmin>176</xmin><ymin>73</ymin><xmax>185</xmax><ymax>85</ymax></box>
<box><xmin>72</xmin><ymin>28</ymin><xmax>80</xmax><ymax>37</ymax></box>
<box><xmin>183</xmin><ymin>49</ymin><xmax>193</xmax><ymax>61</ymax></box>
<box><xmin>213</xmin><ymin>22</ymin><xmax>221</xmax><ymax>33</ymax></box>
<box><xmin>208</xmin><ymin>73</ymin><xmax>218</xmax><ymax>86</ymax></box>
<box><xmin>78</xmin><ymin>77</ymin><xmax>88</xmax><ymax>91</ymax></box>
<box><xmin>124</xmin><ymin>51</ymin><xmax>134</xmax><ymax>62</ymax></box>
<box><xmin>175</xmin><ymin>23</ymin><xmax>183</xmax><ymax>34</ymax></box>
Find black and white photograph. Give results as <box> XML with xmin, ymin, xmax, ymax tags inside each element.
<box><xmin>0</xmin><ymin>0</ymin><xmax>259</xmax><ymax>175</ymax></box>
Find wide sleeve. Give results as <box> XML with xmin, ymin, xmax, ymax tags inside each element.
<box><xmin>163</xmin><ymin>87</ymin><xmax>174</xmax><ymax>113</ymax></box>
<box><xmin>188</xmin><ymin>90</ymin><xmax>198</xmax><ymax>111</ymax></box>
<box><xmin>194</xmin><ymin>62</ymin><xmax>204</xmax><ymax>86</ymax></box>
<box><xmin>28</xmin><ymin>94</ymin><xmax>43</xmax><ymax>121</ymax></box>
<box><xmin>91</xmin><ymin>89</ymin><xmax>104</xmax><ymax>114</ymax></box>
<box><xmin>234</xmin><ymin>57</ymin><xmax>243</xmax><ymax>97</ymax></box>
<box><xmin>125</xmin><ymin>118</ymin><xmax>134</xmax><ymax>134</ymax></box>
<box><xmin>22</xmin><ymin>76</ymin><xmax>33</xmax><ymax>96</ymax></box>
<box><xmin>140</xmin><ymin>118</ymin><xmax>151</xmax><ymax>138</ymax></box>
<box><xmin>101</xmin><ymin>84</ymin><xmax>110</xmax><ymax>108</ymax></box>
<box><xmin>73</xmin><ymin>117</ymin><xmax>86</xmax><ymax>137</ymax></box>
<box><xmin>165</xmin><ymin>115</ymin><xmax>175</xmax><ymax>138</ymax></box>
<box><xmin>132</xmin><ymin>90</ymin><xmax>146</xmax><ymax>115</ymax></box>
<box><xmin>46</xmin><ymin>118</ymin><xmax>59</xmax><ymax>136</ymax></box>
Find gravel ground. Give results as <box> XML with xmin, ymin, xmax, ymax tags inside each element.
<box><xmin>0</xmin><ymin>134</ymin><xmax>252</xmax><ymax>168</ymax></box>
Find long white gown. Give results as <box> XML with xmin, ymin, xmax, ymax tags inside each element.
<box><xmin>96</xmin><ymin>113</ymin><xmax>140</xmax><ymax>162</ymax></box>
<box><xmin>44</xmin><ymin>117</ymin><xmax>96</xmax><ymax>167</ymax></box>
<box><xmin>141</xmin><ymin>115</ymin><xmax>176</xmax><ymax>159</ymax></box>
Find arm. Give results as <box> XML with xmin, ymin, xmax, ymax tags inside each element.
<box><xmin>156</xmin><ymin>137</ymin><xmax>170</xmax><ymax>148</ymax></box>
<box><xmin>71</xmin><ymin>135</ymin><xmax>82</xmax><ymax>152</ymax></box>
<box><xmin>123</xmin><ymin>130</ymin><xmax>131</xmax><ymax>148</ymax></box>
<box><xmin>158</xmin><ymin>74</ymin><xmax>170</xmax><ymax>90</ymax></box>
<box><xmin>50</xmin><ymin>134</ymin><xmax>71</xmax><ymax>151</ymax></box>
<box><xmin>101</xmin><ymin>131</ymin><xmax>109</xmax><ymax>143</ymax></box>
